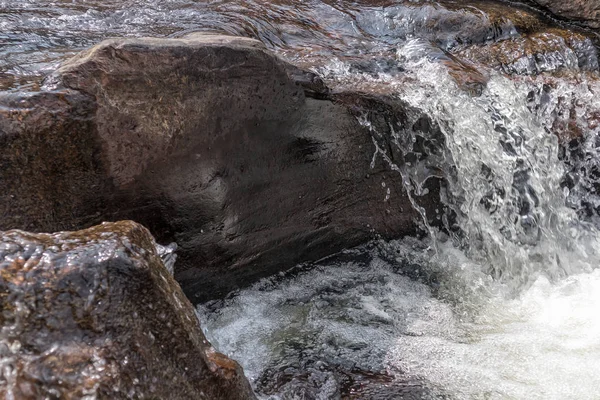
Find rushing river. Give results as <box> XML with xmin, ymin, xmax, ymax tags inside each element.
<box><xmin>198</xmin><ymin>49</ymin><xmax>600</xmax><ymax>399</ymax></box>
<box><xmin>198</xmin><ymin>243</ymin><xmax>600</xmax><ymax>399</ymax></box>
<box><xmin>3</xmin><ymin>0</ymin><xmax>600</xmax><ymax>399</ymax></box>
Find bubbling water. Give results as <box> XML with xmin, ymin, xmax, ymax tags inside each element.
<box><xmin>198</xmin><ymin>239</ymin><xmax>600</xmax><ymax>399</ymax></box>
<box><xmin>390</xmin><ymin>266</ymin><xmax>600</xmax><ymax>400</ymax></box>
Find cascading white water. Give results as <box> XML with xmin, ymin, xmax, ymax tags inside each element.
<box><xmin>198</xmin><ymin>39</ymin><xmax>600</xmax><ymax>400</ymax></box>
<box><xmin>396</xmin><ymin>40</ymin><xmax>600</xmax><ymax>284</ymax></box>
<box><xmin>378</xmin><ymin>42</ymin><xmax>600</xmax><ymax>399</ymax></box>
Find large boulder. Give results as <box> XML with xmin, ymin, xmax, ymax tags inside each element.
<box><xmin>0</xmin><ymin>220</ymin><xmax>255</xmax><ymax>399</ymax></box>
<box><xmin>0</xmin><ymin>34</ymin><xmax>437</xmax><ymax>302</ymax></box>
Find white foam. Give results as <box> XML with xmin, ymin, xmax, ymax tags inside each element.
<box><xmin>198</xmin><ymin>245</ymin><xmax>600</xmax><ymax>399</ymax></box>
<box><xmin>390</xmin><ymin>269</ymin><xmax>600</xmax><ymax>400</ymax></box>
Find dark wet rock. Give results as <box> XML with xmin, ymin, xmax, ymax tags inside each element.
<box><xmin>0</xmin><ymin>90</ymin><xmax>110</xmax><ymax>233</ymax></box>
<box><xmin>530</xmin><ymin>0</ymin><xmax>600</xmax><ymax>29</ymax></box>
<box><xmin>0</xmin><ymin>220</ymin><xmax>255</xmax><ymax>399</ymax></box>
<box><xmin>44</xmin><ymin>34</ymin><xmax>300</xmax><ymax>187</ymax></box>
<box><xmin>283</xmin><ymin>63</ymin><xmax>331</xmax><ymax>99</ymax></box>
<box><xmin>256</xmin><ymin>362</ymin><xmax>443</xmax><ymax>400</ymax></box>
<box><xmin>0</xmin><ymin>34</ymin><xmax>438</xmax><ymax>302</ymax></box>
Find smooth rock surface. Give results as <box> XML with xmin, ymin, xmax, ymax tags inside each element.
<box><xmin>0</xmin><ymin>220</ymin><xmax>255</xmax><ymax>399</ymax></box>
<box><xmin>0</xmin><ymin>34</ymin><xmax>437</xmax><ymax>302</ymax></box>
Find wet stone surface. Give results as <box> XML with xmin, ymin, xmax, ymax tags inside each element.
<box><xmin>0</xmin><ymin>221</ymin><xmax>255</xmax><ymax>400</ymax></box>
<box><xmin>529</xmin><ymin>0</ymin><xmax>600</xmax><ymax>29</ymax></box>
<box><xmin>0</xmin><ymin>0</ymin><xmax>597</xmax><ymax>90</ymax></box>
<box><xmin>1</xmin><ymin>34</ymin><xmax>441</xmax><ymax>303</ymax></box>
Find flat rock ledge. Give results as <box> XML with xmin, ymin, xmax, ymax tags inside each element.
<box><xmin>0</xmin><ymin>220</ymin><xmax>256</xmax><ymax>400</ymax></box>
<box><xmin>0</xmin><ymin>34</ymin><xmax>439</xmax><ymax>302</ymax></box>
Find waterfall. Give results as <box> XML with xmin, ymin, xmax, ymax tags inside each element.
<box><xmin>383</xmin><ymin>39</ymin><xmax>600</xmax><ymax>298</ymax></box>
<box><xmin>198</xmin><ymin>38</ymin><xmax>600</xmax><ymax>400</ymax></box>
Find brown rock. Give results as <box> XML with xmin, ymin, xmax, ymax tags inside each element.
<box><xmin>0</xmin><ymin>220</ymin><xmax>256</xmax><ymax>399</ymax></box>
<box><xmin>0</xmin><ymin>90</ymin><xmax>110</xmax><ymax>233</ymax></box>
<box><xmin>457</xmin><ymin>28</ymin><xmax>598</xmax><ymax>75</ymax></box>
<box><xmin>1</xmin><ymin>35</ymin><xmax>438</xmax><ymax>302</ymax></box>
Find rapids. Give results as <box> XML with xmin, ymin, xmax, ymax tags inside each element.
<box><xmin>2</xmin><ymin>0</ymin><xmax>600</xmax><ymax>399</ymax></box>
<box><xmin>197</xmin><ymin>47</ymin><xmax>600</xmax><ymax>398</ymax></box>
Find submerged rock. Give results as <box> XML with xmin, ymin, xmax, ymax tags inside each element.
<box><xmin>0</xmin><ymin>221</ymin><xmax>255</xmax><ymax>399</ymax></box>
<box><xmin>0</xmin><ymin>34</ymin><xmax>438</xmax><ymax>302</ymax></box>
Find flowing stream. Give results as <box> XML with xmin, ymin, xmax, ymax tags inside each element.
<box><xmin>3</xmin><ymin>0</ymin><xmax>600</xmax><ymax>398</ymax></box>
<box><xmin>197</xmin><ymin>48</ymin><xmax>600</xmax><ymax>398</ymax></box>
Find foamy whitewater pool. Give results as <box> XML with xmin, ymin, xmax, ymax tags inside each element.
<box><xmin>392</xmin><ymin>266</ymin><xmax>600</xmax><ymax>399</ymax></box>
<box><xmin>197</xmin><ymin>238</ymin><xmax>600</xmax><ymax>399</ymax></box>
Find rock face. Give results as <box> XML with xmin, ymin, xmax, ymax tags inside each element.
<box><xmin>45</xmin><ymin>35</ymin><xmax>305</xmax><ymax>188</ymax></box>
<box><xmin>0</xmin><ymin>90</ymin><xmax>109</xmax><ymax>232</ymax></box>
<box><xmin>531</xmin><ymin>0</ymin><xmax>600</xmax><ymax>29</ymax></box>
<box><xmin>0</xmin><ymin>221</ymin><xmax>256</xmax><ymax>399</ymax></box>
<box><xmin>0</xmin><ymin>34</ymin><xmax>437</xmax><ymax>302</ymax></box>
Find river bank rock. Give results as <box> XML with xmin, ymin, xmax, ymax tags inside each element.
<box><xmin>0</xmin><ymin>220</ymin><xmax>255</xmax><ymax>399</ymax></box>
<box><xmin>0</xmin><ymin>34</ymin><xmax>438</xmax><ymax>302</ymax></box>
<box><xmin>457</xmin><ymin>28</ymin><xmax>599</xmax><ymax>75</ymax></box>
<box><xmin>530</xmin><ymin>0</ymin><xmax>600</xmax><ymax>29</ymax></box>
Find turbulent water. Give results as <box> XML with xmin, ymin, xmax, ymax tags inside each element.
<box><xmin>3</xmin><ymin>0</ymin><xmax>600</xmax><ymax>399</ymax></box>
<box><xmin>198</xmin><ymin>51</ymin><xmax>600</xmax><ymax>398</ymax></box>
<box><xmin>199</xmin><ymin>241</ymin><xmax>600</xmax><ymax>399</ymax></box>
<box><xmin>198</xmin><ymin>30</ymin><xmax>600</xmax><ymax>400</ymax></box>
